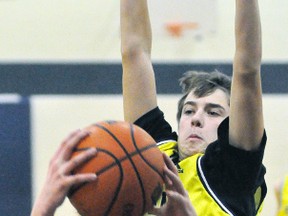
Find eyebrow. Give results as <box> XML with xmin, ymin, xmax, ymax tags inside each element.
<box><xmin>184</xmin><ymin>101</ymin><xmax>226</xmax><ymax>111</ymax></box>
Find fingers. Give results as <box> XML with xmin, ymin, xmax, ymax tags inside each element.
<box><xmin>162</xmin><ymin>153</ymin><xmax>186</xmax><ymax>195</ymax></box>
<box><xmin>165</xmin><ymin>190</ymin><xmax>197</xmax><ymax>216</ymax></box>
<box><xmin>148</xmin><ymin>206</ymin><xmax>161</xmax><ymax>216</ymax></box>
<box><xmin>164</xmin><ymin>166</ymin><xmax>186</xmax><ymax>195</ymax></box>
<box><xmin>49</xmin><ymin>129</ymin><xmax>97</xmax><ymax>186</ymax></box>
<box><xmin>59</xmin><ymin>129</ymin><xmax>97</xmax><ymax>182</ymax></box>
<box><xmin>61</xmin><ymin>129</ymin><xmax>91</xmax><ymax>161</ymax></box>
<box><xmin>165</xmin><ymin>189</ymin><xmax>181</xmax><ymax>201</ymax></box>
<box><xmin>49</xmin><ymin>129</ymin><xmax>91</xmax><ymax>172</ymax></box>
<box><xmin>63</xmin><ymin>147</ymin><xmax>97</xmax><ymax>175</ymax></box>
<box><xmin>65</xmin><ymin>172</ymin><xmax>97</xmax><ymax>187</ymax></box>
<box><xmin>162</xmin><ymin>152</ymin><xmax>178</xmax><ymax>175</ymax></box>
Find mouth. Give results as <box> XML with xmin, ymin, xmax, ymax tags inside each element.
<box><xmin>188</xmin><ymin>134</ymin><xmax>202</xmax><ymax>141</ymax></box>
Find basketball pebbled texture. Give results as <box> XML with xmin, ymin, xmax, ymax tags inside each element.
<box><xmin>68</xmin><ymin>120</ymin><xmax>164</xmax><ymax>216</ymax></box>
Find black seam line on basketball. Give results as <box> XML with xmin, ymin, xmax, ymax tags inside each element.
<box><xmin>70</xmin><ymin>144</ymin><xmax>158</xmax><ymax>205</ymax></box>
<box><xmin>129</xmin><ymin>124</ymin><xmax>147</xmax><ymax>215</ymax></box>
<box><xmin>69</xmin><ymin>145</ymin><xmax>155</xmax><ymax>196</ymax></box>
<box><xmin>68</xmin><ymin>149</ymin><xmax>124</xmax><ymax>216</ymax></box>
<box><xmin>95</xmin><ymin>123</ymin><xmax>147</xmax><ymax>215</ymax></box>
<box><xmin>130</xmin><ymin>125</ymin><xmax>164</xmax><ymax>181</ymax></box>
<box><xmin>73</xmin><ymin>143</ymin><xmax>157</xmax><ymax>176</ymax></box>
<box><xmin>100</xmin><ymin>149</ymin><xmax>125</xmax><ymax>216</ymax></box>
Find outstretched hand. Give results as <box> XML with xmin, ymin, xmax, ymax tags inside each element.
<box><xmin>31</xmin><ymin>129</ymin><xmax>97</xmax><ymax>216</ymax></box>
<box><xmin>149</xmin><ymin>153</ymin><xmax>197</xmax><ymax>216</ymax></box>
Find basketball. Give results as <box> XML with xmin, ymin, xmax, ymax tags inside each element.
<box><xmin>68</xmin><ymin>120</ymin><xmax>165</xmax><ymax>216</ymax></box>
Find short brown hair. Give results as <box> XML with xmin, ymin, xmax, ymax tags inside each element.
<box><xmin>176</xmin><ymin>70</ymin><xmax>231</xmax><ymax>122</ymax></box>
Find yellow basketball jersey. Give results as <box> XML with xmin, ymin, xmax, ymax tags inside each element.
<box><xmin>157</xmin><ymin>140</ymin><xmax>263</xmax><ymax>216</ymax></box>
<box><xmin>277</xmin><ymin>175</ymin><xmax>288</xmax><ymax>216</ymax></box>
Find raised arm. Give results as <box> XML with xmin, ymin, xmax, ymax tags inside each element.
<box><xmin>121</xmin><ymin>0</ymin><xmax>157</xmax><ymax>123</ymax></box>
<box><xmin>229</xmin><ymin>0</ymin><xmax>264</xmax><ymax>150</ymax></box>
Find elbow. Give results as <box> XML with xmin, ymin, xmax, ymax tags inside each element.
<box><xmin>121</xmin><ymin>39</ymin><xmax>151</xmax><ymax>61</ymax></box>
<box><xmin>121</xmin><ymin>43</ymin><xmax>140</xmax><ymax>60</ymax></box>
<box><xmin>234</xmin><ymin>52</ymin><xmax>262</xmax><ymax>76</ymax></box>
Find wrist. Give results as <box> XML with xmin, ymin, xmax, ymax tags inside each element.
<box><xmin>31</xmin><ymin>198</ymin><xmax>57</xmax><ymax>216</ymax></box>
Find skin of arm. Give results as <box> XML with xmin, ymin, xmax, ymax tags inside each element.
<box><xmin>30</xmin><ymin>130</ymin><xmax>97</xmax><ymax>216</ymax></box>
<box><xmin>121</xmin><ymin>0</ymin><xmax>157</xmax><ymax>123</ymax></box>
<box><xmin>229</xmin><ymin>0</ymin><xmax>264</xmax><ymax>150</ymax></box>
<box><xmin>274</xmin><ymin>178</ymin><xmax>284</xmax><ymax>215</ymax></box>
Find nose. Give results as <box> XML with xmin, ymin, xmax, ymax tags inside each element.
<box><xmin>191</xmin><ymin>111</ymin><xmax>203</xmax><ymax>127</ymax></box>
<box><xmin>191</xmin><ymin>119</ymin><xmax>202</xmax><ymax>127</ymax></box>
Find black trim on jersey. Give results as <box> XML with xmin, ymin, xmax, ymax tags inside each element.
<box><xmin>197</xmin><ymin>156</ymin><xmax>235</xmax><ymax>215</ymax></box>
<box><xmin>201</xmin><ymin>118</ymin><xmax>267</xmax><ymax>216</ymax></box>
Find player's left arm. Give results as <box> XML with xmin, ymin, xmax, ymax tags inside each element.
<box><xmin>229</xmin><ymin>0</ymin><xmax>264</xmax><ymax>151</ymax></box>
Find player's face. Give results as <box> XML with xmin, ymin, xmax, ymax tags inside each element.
<box><xmin>177</xmin><ymin>89</ymin><xmax>230</xmax><ymax>160</ymax></box>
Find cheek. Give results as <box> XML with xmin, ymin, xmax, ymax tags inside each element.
<box><xmin>178</xmin><ymin>118</ymin><xmax>189</xmax><ymax>132</ymax></box>
<box><xmin>178</xmin><ymin>119</ymin><xmax>188</xmax><ymax>140</ymax></box>
<box><xmin>206</xmin><ymin>120</ymin><xmax>223</xmax><ymax>140</ymax></box>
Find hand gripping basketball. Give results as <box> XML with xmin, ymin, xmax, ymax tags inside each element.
<box><xmin>68</xmin><ymin>120</ymin><xmax>165</xmax><ymax>216</ymax></box>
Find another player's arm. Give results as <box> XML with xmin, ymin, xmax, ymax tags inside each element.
<box><xmin>229</xmin><ymin>0</ymin><xmax>264</xmax><ymax>150</ymax></box>
<box><xmin>30</xmin><ymin>130</ymin><xmax>97</xmax><ymax>216</ymax></box>
<box><xmin>149</xmin><ymin>153</ymin><xmax>197</xmax><ymax>216</ymax></box>
<box><xmin>121</xmin><ymin>0</ymin><xmax>157</xmax><ymax>123</ymax></box>
<box><xmin>274</xmin><ymin>178</ymin><xmax>283</xmax><ymax>213</ymax></box>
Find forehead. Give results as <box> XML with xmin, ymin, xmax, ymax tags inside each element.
<box><xmin>185</xmin><ymin>89</ymin><xmax>230</xmax><ymax>108</ymax></box>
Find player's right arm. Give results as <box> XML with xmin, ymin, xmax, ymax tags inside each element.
<box><xmin>121</xmin><ymin>0</ymin><xmax>157</xmax><ymax>123</ymax></box>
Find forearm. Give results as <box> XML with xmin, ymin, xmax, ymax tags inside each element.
<box><xmin>120</xmin><ymin>0</ymin><xmax>157</xmax><ymax>123</ymax></box>
<box><xmin>120</xmin><ymin>0</ymin><xmax>152</xmax><ymax>57</ymax></box>
<box><xmin>30</xmin><ymin>196</ymin><xmax>56</xmax><ymax>216</ymax></box>
<box><xmin>230</xmin><ymin>0</ymin><xmax>264</xmax><ymax>150</ymax></box>
<box><xmin>234</xmin><ymin>0</ymin><xmax>262</xmax><ymax>72</ymax></box>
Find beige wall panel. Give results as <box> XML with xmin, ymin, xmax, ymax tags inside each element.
<box><xmin>0</xmin><ymin>0</ymin><xmax>287</xmax><ymax>61</ymax></box>
<box><xmin>32</xmin><ymin>94</ymin><xmax>288</xmax><ymax>216</ymax></box>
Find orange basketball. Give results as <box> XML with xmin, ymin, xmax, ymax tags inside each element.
<box><xmin>68</xmin><ymin>120</ymin><xmax>164</xmax><ymax>216</ymax></box>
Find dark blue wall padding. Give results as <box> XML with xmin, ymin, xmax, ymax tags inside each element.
<box><xmin>0</xmin><ymin>62</ymin><xmax>287</xmax><ymax>95</ymax></box>
<box><xmin>0</xmin><ymin>97</ymin><xmax>31</xmax><ymax>216</ymax></box>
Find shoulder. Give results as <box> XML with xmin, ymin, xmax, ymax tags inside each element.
<box><xmin>134</xmin><ymin>106</ymin><xmax>178</xmax><ymax>142</ymax></box>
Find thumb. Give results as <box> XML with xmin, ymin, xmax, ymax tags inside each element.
<box><xmin>148</xmin><ymin>206</ymin><xmax>162</xmax><ymax>216</ymax></box>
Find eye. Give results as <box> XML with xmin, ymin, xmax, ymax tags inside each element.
<box><xmin>208</xmin><ymin>110</ymin><xmax>220</xmax><ymax>116</ymax></box>
<box><xmin>185</xmin><ymin>110</ymin><xmax>193</xmax><ymax>114</ymax></box>
<box><xmin>183</xmin><ymin>107</ymin><xmax>195</xmax><ymax>115</ymax></box>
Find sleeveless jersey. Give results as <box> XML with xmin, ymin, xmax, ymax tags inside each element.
<box><xmin>135</xmin><ymin>107</ymin><xmax>266</xmax><ymax>216</ymax></box>
<box><xmin>158</xmin><ymin>140</ymin><xmax>264</xmax><ymax>216</ymax></box>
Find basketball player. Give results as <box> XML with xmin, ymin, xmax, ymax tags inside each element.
<box><xmin>30</xmin><ymin>129</ymin><xmax>197</xmax><ymax>216</ymax></box>
<box><xmin>274</xmin><ymin>175</ymin><xmax>288</xmax><ymax>216</ymax></box>
<box><xmin>120</xmin><ymin>0</ymin><xmax>267</xmax><ymax>215</ymax></box>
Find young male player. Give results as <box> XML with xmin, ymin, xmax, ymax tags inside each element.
<box><xmin>120</xmin><ymin>0</ymin><xmax>267</xmax><ymax>215</ymax></box>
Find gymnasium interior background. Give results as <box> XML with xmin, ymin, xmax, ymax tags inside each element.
<box><xmin>0</xmin><ymin>0</ymin><xmax>288</xmax><ymax>215</ymax></box>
